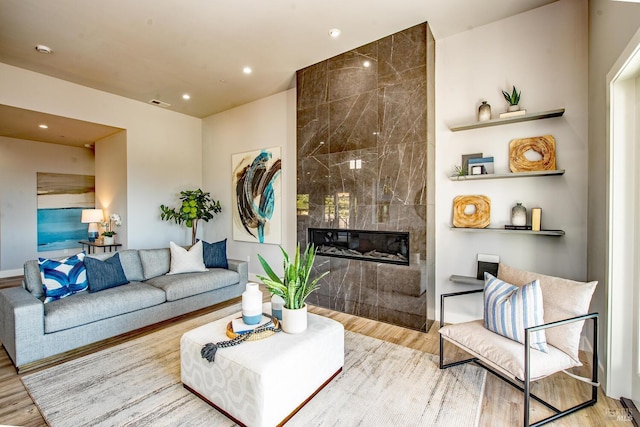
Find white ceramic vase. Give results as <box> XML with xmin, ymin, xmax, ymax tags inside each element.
<box><xmin>103</xmin><ymin>236</ymin><xmax>115</xmax><ymax>245</ymax></box>
<box><xmin>281</xmin><ymin>304</ymin><xmax>308</xmax><ymax>334</ymax></box>
<box><xmin>242</xmin><ymin>282</ymin><xmax>263</xmax><ymax>325</ymax></box>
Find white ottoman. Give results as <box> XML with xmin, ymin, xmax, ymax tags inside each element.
<box><xmin>180</xmin><ymin>307</ymin><xmax>344</xmax><ymax>427</ymax></box>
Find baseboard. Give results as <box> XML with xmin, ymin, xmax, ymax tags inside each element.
<box><xmin>0</xmin><ymin>268</ymin><xmax>22</xmax><ymax>279</ymax></box>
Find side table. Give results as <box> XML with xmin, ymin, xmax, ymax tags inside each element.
<box><xmin>78</xmin><ymin>240</ymin><xmax>122</xmax><ymax>254</ymax></box>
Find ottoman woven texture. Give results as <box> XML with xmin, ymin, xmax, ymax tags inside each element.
<box><xmin>181</xmin><ymin>309</ymin><xmax>344</xmax><ymax>427</ymax></box>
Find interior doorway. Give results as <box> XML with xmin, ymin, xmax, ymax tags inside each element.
<box><xmin>607</xmin><ymin>27</ymin><xmax>640</xmax><ymax>407</ymax></box>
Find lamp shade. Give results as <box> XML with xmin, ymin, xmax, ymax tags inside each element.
<box><xmin>81</xmin><ymin>209</ymin><xmax>104</xmax><ymax>224</ymax></box>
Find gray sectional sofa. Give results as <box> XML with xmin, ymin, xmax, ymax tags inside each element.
<box><xmin>0</xmin><ymin>248</ymin><xmax>247</xmax><ymax>371</ymax></box>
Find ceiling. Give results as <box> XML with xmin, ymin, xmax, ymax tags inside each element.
<box><xmin>0</xmin><ymin>0</ymin><xmax>556</xmax><ymax>145</ymax></box>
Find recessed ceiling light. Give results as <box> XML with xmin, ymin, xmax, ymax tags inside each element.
<box><xmin>329</xmin><ymin>29</ymin><xmax>341</xmax><ymax>38</ymax></box>
<box><xmin>39</xmin><ymin>124</ymin><xmax>48</xmax><ymax>129</ymax></box>
<box><xmin>363</xmin><ymin>60</ymin><xmax>371</xmax><ymax>68</ymax></box>
<box><xmin>35</xmin><ymin>45</ymin><xmax>52</xmax><ymax>54</ymax></box>
<box><xmin>243</xmin><ymin>66</ymin><xmax>252</xmax><ymax>75</ymax></box>
<box><xmin>182</xmin><ymin>93</ymin><xmax>191</xmax><ymax>100</ymax></box>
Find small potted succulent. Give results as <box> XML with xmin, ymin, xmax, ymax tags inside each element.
<box><xmin>502</xmin><ymin>85</ymin><xmax>521</xmax><ymax>112</ymax></box>
<box><xmin>257</xmin><ymin>243</ymin><xmax>328</xmax><ymax>333</ymax></box>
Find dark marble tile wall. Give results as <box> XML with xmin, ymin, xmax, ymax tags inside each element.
<box><xmin>296</xmin><ymin>23</ymin><xmax>434</xmax><ymax>331</ymax></box>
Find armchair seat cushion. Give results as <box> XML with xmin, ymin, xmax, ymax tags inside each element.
<box><xmin>440</xmin><ymin>320</ymin><xmax>580</xmax><ymax>382</ymax></box>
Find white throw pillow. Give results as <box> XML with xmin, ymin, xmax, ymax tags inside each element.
<box><xmin>167</xmin><ymin>241</ymin><xmax>208</xmax><ymax>275</ymax></box>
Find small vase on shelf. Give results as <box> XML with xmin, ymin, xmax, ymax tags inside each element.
<box><xmin>511</xmin><ymin>203</ymin><xmax>527</xmax><ymax>226</ymax></box>
<box><xmin>478</xmin><ymin>101</ymin><xmax>491</xmax><ymax>122</ymax></box>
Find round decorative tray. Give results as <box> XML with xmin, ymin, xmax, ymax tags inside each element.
<box><xmin>225</xmin><ymin>316</ymin><xmax>279</xmax><ymax>341</ymax></box>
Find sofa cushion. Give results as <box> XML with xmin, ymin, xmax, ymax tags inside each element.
<box><xmin>202</xmin><ymin>239</ymin><xmax>228</xmax><ymax>269</ymax></box>
<box><xmin>168</xmin><ymin>241</ymin><xmax>207</xmax><ymax>275</ymax></box>
<box><xmin>38</xmin><ymin>253</ymin><xmax>88</xmax><ymax>303</ymax></box>
<box><xmin>139</xmin><ymin>248</ymin><xmax>171</xmax><ymax>280</ymax></box>
<box><xmin>484</xmin><ymin>273</ymin><xmax>547</xmax><ymax>353</ymax></box>
<box><xmin>497</xmin><ymin>263</ymin><xmax>597</xmax><ymax>362</ymax></box>
<box><xmin>24</xmin><ymin>259</ymin><xmax>44</xmax><ymax>298</ymax></box>
<box><xmin>145</xmin><ymin>268</ymin><xmax>239</xmax><ymax>302</ymax></box>
<box><xmin>87</xmin><ymin>250</ymin><xmax>144</xmax><ymax>282</ymax></box>
<box><xmin>85</xmin><ymin>253</ymin><xmax>130</xmax><ymax>293</ymax></box>
<box><xmin>43</xmin><ymin>282</ymin><xmax>166</xmax><ymax>333</ymax></box>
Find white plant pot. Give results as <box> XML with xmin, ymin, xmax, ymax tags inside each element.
<box><xmin>103</xmin><ymin>236</ymin><xmax>115</xmax><ymax>245</ymax></box>
<box><xmin>281</xmin><ymin>304</ymin><xmax>308</xmax><ymax>334</ymax></box>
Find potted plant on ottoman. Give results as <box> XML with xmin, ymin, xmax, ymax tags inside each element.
<box><xmin>257</xmin><ymin>243</ymin><xmax>327</xmax><ymax>334</ymax></box>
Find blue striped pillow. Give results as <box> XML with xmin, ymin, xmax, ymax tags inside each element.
<box><xmin>484</xmin><ymin>273</ymin><xmax>548</xmax><ymax>352</ymax></box>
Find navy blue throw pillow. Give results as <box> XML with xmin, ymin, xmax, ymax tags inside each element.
<box><xmin>202</xmin><ymin>239</ymin><xmax>228</xmax><ymax>269</ymax></box>
<box><xmin>85</xmin><ymin>253</ymin><xmax>130</xmax><ymax>293</ymax></box>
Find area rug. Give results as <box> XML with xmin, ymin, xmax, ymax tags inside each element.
<box><xmin>22</xmin><ymin>306</ymin><xmax>486</xmax><ymax>427</ymax></box>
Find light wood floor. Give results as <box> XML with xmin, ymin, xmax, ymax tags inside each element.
<box><xmin>0</xmin><ymin>277</ymin><xmax>630</xmax><ymax>426</ymax></box>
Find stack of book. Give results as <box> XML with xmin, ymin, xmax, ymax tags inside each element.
<box><xmin>231</xmin><ymin>315</ymin><xmax>271</xmax><ymax>334</ymax></box>
<box><xmin>504</xmin><ymin>224</ymin><xmax>532</xmax><ymax>230</ymax></box>
<box><xmin>499</xmin><ymin>109</ymin><xmax>527</xmax><ymax>119</ymax></box>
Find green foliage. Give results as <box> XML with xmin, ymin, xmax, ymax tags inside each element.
<box><xmin>454</xmin><ymin>165</ymin><xmax>467</xmax><ymax>178</ymax></box>
<box><xmin>257</xmin><ymin>243</ymin><xmax>328</xmax><ymax>310</ymax></box>
<box><xmin>502</xmin><ymin>85</ymin><xmax>521</xmax><ymax>106</ymax></box>
<box><xmin>160</xmin><ymin>189</ymin><xmax>222</xmax><ymax>244</ymax></box>
<box><xmin>101</xmin><ymin>230</ymin><xmax>116</xmax><ymax>237</ymax></box>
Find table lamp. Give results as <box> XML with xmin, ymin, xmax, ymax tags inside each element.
<box><xmin>81</xmin><ymin>209</ymin><xmax>104</xmax><ymax>242</ymax></box>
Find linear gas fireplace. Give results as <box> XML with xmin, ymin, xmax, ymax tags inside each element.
<box><xmin>308</xmin><ymin>228</ymin><xmax>410</xmax><ymax>265</ymax></box>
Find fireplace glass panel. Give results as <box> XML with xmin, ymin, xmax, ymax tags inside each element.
<box><xmin>308</xmin><ymin>228</ymin><xmax>409</xmax><ymax>265</ymax></box>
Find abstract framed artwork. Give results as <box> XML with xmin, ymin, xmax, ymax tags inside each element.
<box><xmin>37</xmin><ymin>172</ymin><xmax>95</xmax><ymax>252</ymax></box>
<box><xmin>231</xmin><ymin>147</ymin><xmax>282</xmax><ymax>244</ymax></box>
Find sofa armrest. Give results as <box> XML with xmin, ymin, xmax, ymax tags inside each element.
<box><xmin>0</xmin><ymin>287</ymin><xmax>45</xmax><ymax>368</ymax></box>
<box><xmin>227</xmin><ymin>259</ymin><xmax>248</xmax><ymax>287</ymax></box>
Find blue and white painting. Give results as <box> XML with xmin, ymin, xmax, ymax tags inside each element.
<box><xmin>232</xmin><ymin>147</ymin><xmax>282</xmax><ymax>244</ymax></box>
<box><xmin>37</xmin><ymin>172</ymin><xmax>95</xmax><ymax>252</ymax></box>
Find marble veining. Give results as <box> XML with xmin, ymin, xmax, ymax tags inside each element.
<box><xmin>297</xmin><ymin>23</ymin><xmax>434</xmax><ymax>331</ymax></box>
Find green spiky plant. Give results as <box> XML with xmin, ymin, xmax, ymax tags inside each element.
<box><xmin>160</xmin><ymin>189</ymin><xmax>221</xmax><ymax>245</ymax></box>
<box><xmin>502</xmin><ymin>85</ymin><xmax>521</xmax><ymax>106</ymax></box>
<box><xmin>257</xmin><ymin>243</ymin><xmax>328</xmax><ymax>310</ymax></box>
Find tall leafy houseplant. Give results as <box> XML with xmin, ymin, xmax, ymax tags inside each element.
<box><xmin>160</xmin><ymin>189</ymin><xmax>222</xmax><ymax>245</ymax></box>
<box><xmin>257</xmin><ymin>243</ymin><xmax>327</xmax><ymax>310</ymax></box>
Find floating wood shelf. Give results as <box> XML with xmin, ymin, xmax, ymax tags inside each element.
<box><xmin>449</xmin><ymin>108</ymin><xmax>565</xmax><ymax>132</ymax></box>
<box><xmin>449</xmin><ymin>227</ymin><xmax>565</xmax><ymax>236</ymax></box>
<box><xmin>449</xmin><ymin>169</ymin><xmax>565</xmax><ymax>181</ymax></box>
<box><xmin>449</xmin><ymin>275</ymin><xmax>484</xmax><ymax>286</ymax></box>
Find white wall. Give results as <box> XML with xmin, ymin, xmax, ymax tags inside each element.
<box><xmin>0</xmin><ymin>63</ymin><xmax>203</xmax><ymax>257</ymax></box>
<box><xmin>0</xmin><ymin>137</ymin><xmax>94</xmax><ymax>273</ymax></box>
<box><xmin>435</xmin><ymin>0</ymin><xmax>589</xmax><ymax>322</ymax></box>
<box><xmin>95</xmin><ymin>130</ymin><xmax>128</xmax><ymax>247</ymax></box>
<box><xmin>201</xmin><ymin>89</ymin><xmax>296</xmax><ymax>280</ymax></box>
<box><xmin>588</xmin><ymin>0</ymin><xmax>640</xmax><ymax>398</ymax></box>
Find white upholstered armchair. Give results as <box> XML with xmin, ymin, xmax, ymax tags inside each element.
<box><xmin>439</xmin><ymin>263</ymin><xmax>599</xmax><ymax>427</ymax></box>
